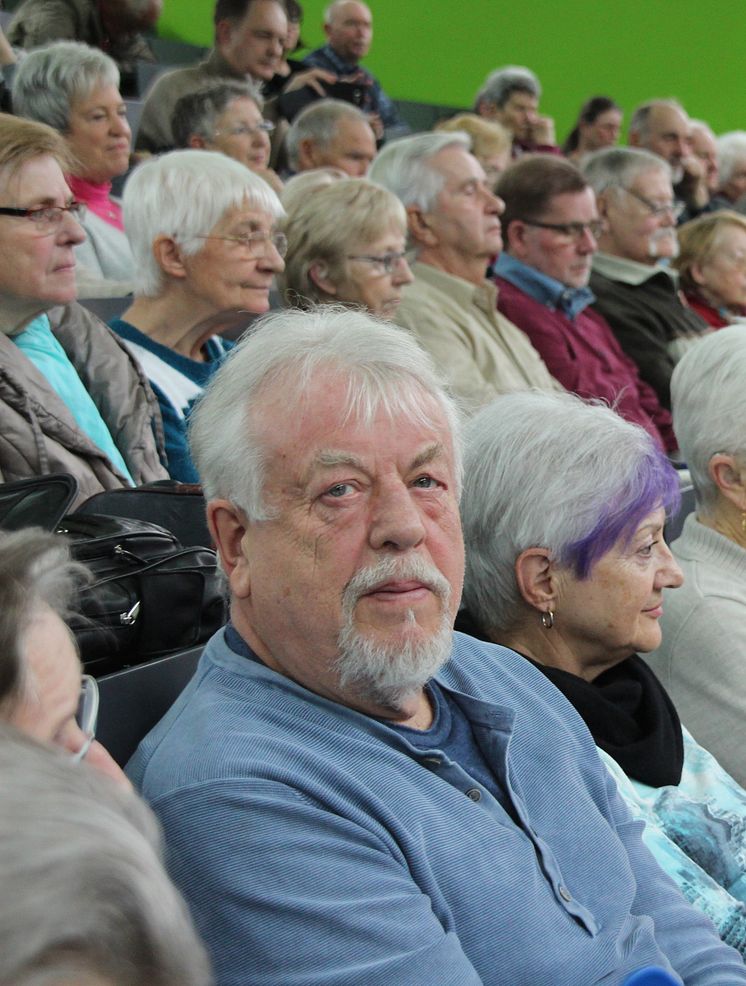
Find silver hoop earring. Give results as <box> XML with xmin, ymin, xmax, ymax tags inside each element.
<box><xmin>541</xmin><ymin>610</ymin><xmax>554</xmax><ymax>630</ymax></box>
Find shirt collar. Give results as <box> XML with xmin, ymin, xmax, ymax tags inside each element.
<box><xmin>592</xmin><ymin>251</ymin><xmax>678</xmax><ymax>287</ymax></box>
<box><xmin>494</xmin><ymin>253</ymin><xmax>595</xmax><ymax>320</ymax></box>
<box><xmin>320</xmin><ymin>43</ymin><xmax>362</xmax><ymax>76</ymax></box>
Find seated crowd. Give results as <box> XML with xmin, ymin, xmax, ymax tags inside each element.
<box><xmin>2</xmin><ymin>1</ymin><xmax>746</xmax><ymax>984</ymax></box>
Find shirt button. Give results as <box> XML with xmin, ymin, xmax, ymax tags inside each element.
<box><xmin>466</xmin><ymin>788</ymin><xmax>482</xmax><ymax>802</ymax></box>
<box><xmin>559</xmin><ymin>885</ymin><xmax>572</xmax><ymax>902</ymax></box>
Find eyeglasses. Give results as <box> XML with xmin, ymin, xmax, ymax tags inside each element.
<box><xmin>213</xmin><ymin>121</ymin><xmax>275</xmax><ymax>138</ymax></box>
<box><xmin>70</xmin><ymin>674</ymin><xmax>99</xmax><ymax>764</ymax></box>
<box><xmin>193</xmin><ymin>229</ymin><xmax>288</xmax><ymax>258</ymax></box>
<box><xmin>521</xmin><ymin>219</ymin><xmax>605</xmax><ymax>243</ymax></box>
<box><xmin>346</xmin><ymin>250</ymin><xmax>410</xmax><ymax>275</ymax></box>
<box><xmin>620</xmin><ymin>187</ymin><xmax>685</xmax><ymax>220</ymax></box>
<box><xmin>0</xmin><ymin>201</ymin><xmax>87</xmax><ymax>234</ymax></box>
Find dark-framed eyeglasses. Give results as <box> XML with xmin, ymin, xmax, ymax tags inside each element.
<box><xmin>213</xmin><ymin>121</ymin><xmax>275</xmax><ymax>139</ymax></box>
<box><xmin>70</xmin><ymin>674</ymin><xmax>99</xmax><ymax>764</ymax></box>
<box><xmin>193</xmin><ymin>229</ymin><xmax>288</xmax><ymax>258</ymax></box>
<box><xmin>346</xmin><ymin>250</ymin><xmax>410</xmax><ymax>275</ymax></box>
<box><xmin>620</xmin><ymin>187</ymin><xmax>685</xmax><ymax>221</ymax></box>
<box><xmin>521</xmin><ymin>219</ymin><xmax>605</xmax><ymax>243</ymax></box>
<box><xmin>0</xmin><ymin>201</ymin><xmax>87</xmax><ymax>234</ymax></box>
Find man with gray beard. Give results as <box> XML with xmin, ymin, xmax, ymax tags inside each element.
<box><xmin>583</xmin><ymin>147</ymin><xmax>709</xmax><ymax>409</ymax></box>
<box><xmin>128</xmin><ymin>307</ymin><xmax>744</xmax><ymax>986</ymax></box>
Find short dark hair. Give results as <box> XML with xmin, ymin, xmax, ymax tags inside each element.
<box><xmin>214</xmin><ymin>0</ymin><xmax>285</xmax><ymax>27</ymax></box>
<box><xmin>562</xmin><ymin>95</ymin><xmax>621</xmax><ymax>155</ymax></box>
<box><xmin>497</xmin><ymin>155</ymin><xmax>588</xmax><ymax>236</ymax></box>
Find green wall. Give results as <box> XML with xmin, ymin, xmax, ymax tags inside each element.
<box><xmin>158</xmin><ymin>1</ymin><xmax>744</xmax><ymax>141</ymax></box>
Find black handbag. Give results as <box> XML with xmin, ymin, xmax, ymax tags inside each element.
<box><xmin>56</xmin><ymin>513</ymin><xmax>226</xmax><ymax>675</ymax></box>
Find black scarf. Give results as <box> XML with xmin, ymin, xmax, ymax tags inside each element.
<box><xmin>527</xmin><ymin>655</ymin><xmax>684</xmax><ymax>787</ymax></box>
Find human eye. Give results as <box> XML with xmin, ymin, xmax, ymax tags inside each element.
<box><xmin>636</xmin><ymin>538</ymin><xmax>658</xmax><ymax>558</ymax></box>
<box><xmin>324</xmin><ymin>482</ymin><xmax>356</xmax><ymax>499</ymax></box>
<box><xmin>413</xmin><ymin>474</ymin><xmax>441</xmax><ymax>490</ymax></box>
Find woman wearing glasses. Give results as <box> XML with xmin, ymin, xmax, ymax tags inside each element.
<box><xmin>279</xmin><ymin>178</ymin><xmax>413</xmax><ymax>319</ymax></box>
<box><xmin>12</xmin><ymin>40</ymin><xmax>137</xmax><ymax>298</ymax></box>
<box><xmin>110</xmin><ymin>150</ymin><xmax>284</xmax><ymax>483</ymax></box>
<box><xmin>172</xmin><ymin>78</ymin><xmax>283</xmax><ymax>196</ymax></box>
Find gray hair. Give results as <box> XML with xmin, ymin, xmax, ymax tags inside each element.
<box><xmin>323</xmin><ymin>0</ymin><xmax>370</xmax><ymax>25</ymax></box>
<box><xmin>474</xmin><ymin>65</ymin><xmax>540</xmax><ymax>112</ymax></box>
<box><xmin>0</xmin><ymin>724</ymin><xmax>212</xmax><ymax>986</ymax></box>
<box><xmin>582</xmin><ymin>146</ymin><xmax>671</xmax><ymax>198</ymax></box>
<box><xmin>628</xmin><ymin>99</ymin><xmax>686</xmax><ymax>143</ymax></box>
<box><xmin>716</xmin><ymin>131</ymin><xmax>746</xmax><ymax>189</ymax></box>
<box><xmin>278</xmin><ymin>178</ymin><xmax>406</xmax><ymax>306</ymax></box>
<box><xmin>670</xmin><ymin>325</ymin><xmax>746</xmax><ymax>515</ymax></box>
<box><xmin>12</xmin><ymin>40</ymin><xmax>119</xmax><ymax>133</ymax></box>
<box><xmin>280</xmin><ymin>166</ymin><xmax>347</xmax><ymax>214</ymax></box>
<box><xmin>0</xmin><ymin>530</ymin><xmax>87</xmax><ymax>719</ymax></box>
<box><xmin>461</xmin><ymin>392</ymin><xmax>679</xmax><ymax>634</ymax></box>
<box><xmin>286</xmin><ymin>99</ymin><xmax>369</xmax><ymax>170</ymax></box>
<box><xmin>123</xmin><ymin>149</ymin><xmax>284</xmax><ymax>297</ymax></box>
<box><xmin>171</xmin><ymin>78</ymin><xmax>263</xmax><ymax>148</ymax></box>
<box><xmin>189</xmin><ymin>306</ymin><xmax>463</xmax><ymax>520</ymax></box>
<box><xmin>368</xmin><ymin>131</ymin><xmax>471</xmax><ymax>212</ymax></box>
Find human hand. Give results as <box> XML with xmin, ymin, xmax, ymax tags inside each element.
<box><xmin>532</xmin><ymin>115</ymin><xmax>556</xmax><ymax>146</ymax></box>
<box><xmin>283</xmin><ymin>67</ymin><xmax>337</xmax><ymax>97</ymax></box>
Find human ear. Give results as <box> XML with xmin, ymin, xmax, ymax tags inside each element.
<box><xmin>506</xmin><ymin>219</ymin><xmax>529</xmax><ymax>258</ymax></box>
<box><xmin>514</xmin><ymin>547</ymin><xmax>557</xmax><ymax>611</ymax></box>
<box><xmin>152</xmin><ymin>235</ymin><xmax>188</xmax><ymax>281</ymax></box>
<box><xmin>188</xmin><ymin>134</ymin><xmax>208</xmax><ymax>149</ymax></box>
<box><xmin>215</xmin><ymin>18</ymin><xmax>234</xmax><ymax>48</ymax></box>
<box><xmin>690</xmin><ymin>260</ymin><xmax>707</xmax><ymax>288</ymax></box>
<box><xmin>308</xmin><ymin>261</ymin><xmax>338</xmax><ymax>296</ymax></box>
<box><xmin>406</xmin><ymin>204</ymin><xmax>437</xmax><ymax>247</ymax></box>
<box><xmin>708</xmin><ymin>454</ymin><xmax>746</xmax><ymax>511</ymax></box>
<box><xmin>207</xmin><ymin>500</ymin><xmax>252</xmax><ymax>598</ymax></box>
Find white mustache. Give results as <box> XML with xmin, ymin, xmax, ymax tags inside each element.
<box><xmin>342</xmin><ymin>556</ymin><xmax>451</xmax><ymax>610</ymax></box>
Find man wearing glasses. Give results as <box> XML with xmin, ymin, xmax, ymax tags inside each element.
<box><xmin>493</xmin><ymin>155</ymin><xmax>677</xmax><ymax>454</ymax></box>
<box><xmin>583</xmin><ymin>147</ymin><xmax>710</xmax><ymax>410</ymax></box>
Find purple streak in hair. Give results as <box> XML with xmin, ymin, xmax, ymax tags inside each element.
<box><xmin>563</xmin><ymin>443</ymin><xmax>681</xmax><ymax>579</ymax></box>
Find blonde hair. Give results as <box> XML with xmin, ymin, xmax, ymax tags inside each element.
<box><xmin>279</xmin><ymin>178</ymin><xmax>406</xmax><ymax>307</ymax></box>
<box><xmin>674</xmin><ymin>210</ymin><xmax>746</xmax><ymax>295</ymax></box>
<box><xmin>0</xmin><ymin>113</ymin><xmax>74</xmax><ymax>181</ymax></box>
<box><xmin>435</xmin><ymin>113</ymin><xmax>511</xmax><ymax>160</ymax></box>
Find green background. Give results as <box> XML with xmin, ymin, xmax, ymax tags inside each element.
<box><xmin>158</xmin><ymin>1</ymin><xmax>744</xmax><ymax>142</ymax></box>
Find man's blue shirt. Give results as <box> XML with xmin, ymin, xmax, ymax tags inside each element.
<box><xmin>494</xmin><ymin>251</ymin><xmax>595</xmax><ymax>321</ymax></box>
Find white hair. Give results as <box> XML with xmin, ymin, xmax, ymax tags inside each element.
<box><xmin>717</xmin><ymin>131</ymin><xmax>746</xmax><ymax>189</ymax></box>
<box><xmin>0</xmin><ymin>724</ymin><xmax>212</xmax><ymax>986</ymax></box>
<box><xmin>671</xmin><ymin>326</ymin><xmax>746</xmax><ymax>516</ymax></box>
<box><xmin>323</xmin><ymin>0</ymin><xmax>369</xmax><ymax>25</ymax></box>
<box><xmin>474</xmin><ymin>65</ymin><xmax>541</xmax><ymax>111</ymax></box>
<box><xmin>123</xmin><ymin>149</ymin><xmax>284</xmax><ymax>297</ymax></box>
<box><xmin>189</xmin><ymin>306</ymin><xmax>463</xmax><ymax>520</ymax></box>
<box><xmin>12</xmin><ymin>40</ymin><xmax>119</xmax><ymax>133</ymax></box>
<box><xmin>461</xmin><ymin>392</ymin><xmax>678</xmax><ymax>634</ymax></box>
<box><xmin>368</xmin><ymin>131</ymin><xmax>471</xmax><ymax>212</ymax></box>
<box><xmin>582</xmin><ymin>146</ymin><xmax>671</xmax><ymax>197</ymax></box>
<box><xmin>285</xmin><ymin>99</ymin><xmax>369</xmax><ymax>170</ymax></box>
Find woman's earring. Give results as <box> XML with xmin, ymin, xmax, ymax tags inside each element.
<box><xmin>541</xmin><ymin>610</ymin><xmax>555</xmax><ymax>630</ymax></box>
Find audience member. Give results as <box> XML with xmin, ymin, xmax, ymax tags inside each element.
<box><xmin>493</xmin><ymin>155</ymin><xmax>676</xmax><ymax>452</ymax></box>
<box><xmin>302</xmin><ymin>0</ymin><xmax>404</xmax><ymax>139</ymax></box>
<box><xmin>0</xmin><ymin>722</ymin><xmax>212</xmax><ymax>986</ymax></box>
<box><xmin>562</xmin><ymin>95</ymin><xmax>622</xmax><ymax>162</ymax></box>
<box><xmin>129</xmin><ymin>305</ymin><xmax>746</xmax><ymax>985</ymax></box>
<box><xmin>279</xmin><ymin>178</ymin><xmax>412</xmax><ymax>315</ymax></box>
<box><xmin>435</xmin><ymin>112</ymin><xmax>512</xmax><ymax>190</ymax></box>
<box><xmin>172</xmin><ymin>78</ymin><xmax>282</xmax><ymax>194</ymax></box>
<box><xmin>646</xmin><ymin>326</ymin><xmax>746</xmax><ymax>789</ymax></box>
<box><xmin>264</xmin><ymin>0</ymin><xmax>306</xmax><ymax>97</ymax></box>
<box><xmin>674</xmin><ymin>211</ymin><xmax>746</xmax><ymax>326</ymax></box>
<box><xmin>369</xmin><ymin>132</ymin><xmax>560</xmax><ymax>411</ymax></box>
<box><xmin>460</xmin><ymin>390</ymin><xmax>746</xmax><ymax>955</ymax></box>
<box><xmin>136</xmin><ymin>0</ymin><xmax>287</xmax><ymax>153</ymax></box>
<box><xmin>13</xmin><ymin>40</ymin><xmax>135</xmax><ymax>298</ymax></box>
<box><xmin>0</xmin><ymin>528</ymin><xmax>123</xmax><ymax>784</ymax></box>
<box><xmin>111</xmin><ymin>150</ymin><xmax>284</xmax><ymax>483</ymax></box>
<box><xmin>280</xmin><ymin>164</ymin><xmax>346</xmax><ymax>212</ymax></box>
<box><xmin>0</xmin><ymin>113</ymin><xmax>166</xmax><ymax>501</ymax></box>
<box><xmin>285</xmin><ymin>98</ymin><xmax>376</xmax><ymax>176</ymax></box>
<box><xmin>713</xmin><ymin>132</ymin><xmax>746</xmax><ymax>211</ymax></box>
<box><xmin>689</xmin><ymin>120</ymin><xmax>720</xmax><ymax>198</ymax></box>
<box><xmin>582</xmin><ymin>147</ymin><xmax>709</xmax><ymax>409</ymax></box>
<box><xmin>628</xmin><ymin>100</ymin><xmax>709</xmax><ymax>220</ymax></box>
<box><xmin>7</xmin><ymin>0</ymin><xmax>161</xmax><ymax>96</ymax></box>
<box><xmin>474</xmin><ymin>65</ymin><xmax>559</xmax><ymax>157</ymax></box>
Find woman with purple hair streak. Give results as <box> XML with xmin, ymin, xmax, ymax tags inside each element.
<box><xmin>458</xmin><ymin>391</ymin><xmax>746</xmax><ymax>955</ymax></box>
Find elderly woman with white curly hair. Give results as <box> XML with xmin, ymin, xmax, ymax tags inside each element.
<box><xmin>110</xmin><ymin>149</ymin><xmax>285</xmax><ymax>482</ymax></box>
<box><xmin>12</xmin><ymin>39</ymin><xmax>136</xmax><ymax>297</ymax></box>
<box><xmin>460</xmin><ymin>389</ymin><xmax>746</xmax><ymax>952</ymax></box>
<box><xmin>646</xmin><ymin>326</ymin><xmax>746</xmax><ymax>791</ymax></box>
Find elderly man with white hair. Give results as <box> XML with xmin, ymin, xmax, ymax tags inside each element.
<box><xmin>646</xmin><ymin>325</ymin><xmax>746</xmax><ymax>790</ymax></box>
<box><xmin>474</xmin><ymin>64</ymin><xmax>558</xmax><ymax>157</ymax></box>
<box><xmin>369</xmin><ymin>131</ymin><xmax>560</xmax><ymax>411</ymax></box>
<box><xmin>712</xmin><ymin>131</ymin><xmax>746</xmax><ymax>212</ymax></box>
<box><xmin>285</xmin><ymin>97</ymin><xmax>376</xmax><ymax>176</ymax></box>
<box><xmin>7</xmin><ymin>0</ymin><xmax>162</xmax><ymax>96</ymax></box>
<box><xmin>129</xmin><ymin>305</ymin><xmax>746</xmax><ymax>986</ymax></box>
<box><xmin>583</xmin><ymin>146</ymin><xmax>709</xmax><ymax>409</ymax></box>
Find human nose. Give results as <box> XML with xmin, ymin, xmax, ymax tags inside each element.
<box><xmin>482</xmin><ymin>187</ymin><xmax>504</xmax><ymax>214</ymax></box>
<box><xmin>112</xmin><ymin>112</ymin><xmax>131</xmax><ymax>140</ymax></box>
<box><xmin>257</xmin><ymin>237</ymin><xmax>285</xmax><ymax>273</ymax></box>
<box><xmin>578</xmin><ymin>225</ymin><xmax>597</xmax><ymax>252</ymax></box>
<box><xmin>656</xmin><ymin>542</ymin><xmax>684</xmax><ymax>590</ymax></box>
<box><xmin>58</xmin><ymin>210</ymin><xmax>86</xmax><ymax>245</ymax></box>
<box><xmin>369</xmin><ymin>481</ymin><xmax>426</xmax><ymax>551</ymax></box>
<box><xmin>393</xmin><ymin>257</ymin><xmax>414</xmax><ymax>286</ymax></box>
